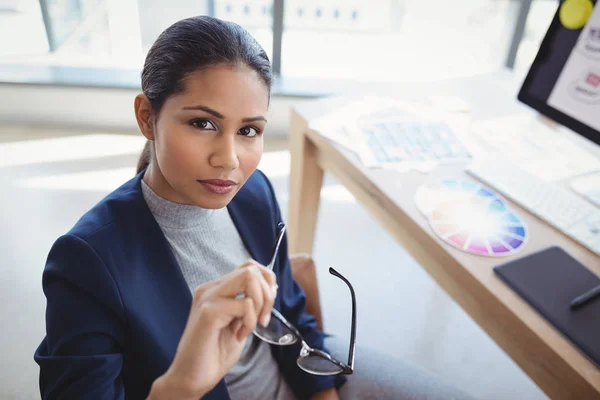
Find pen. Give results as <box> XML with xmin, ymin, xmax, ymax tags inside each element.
<box><xmin>570</xmin><ymin>283</ymin><xmax>600</xmax><ymax>310</ymax></box>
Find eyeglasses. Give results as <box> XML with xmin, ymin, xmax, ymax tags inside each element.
<box><xmin>253</xmin><ymin>222</ymin><xmax>356</xmax><ymax>376</ymax></box>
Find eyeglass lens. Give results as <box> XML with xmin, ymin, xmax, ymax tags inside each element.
<box><xmin>297</xmin><ymin>353</ymin><xmax>344</xmax><ymax>375</ymax></box>
<box><xmin>253</xmin><ymin>316</ymin><xmax>297</xmax><ymax>345</ymax></box>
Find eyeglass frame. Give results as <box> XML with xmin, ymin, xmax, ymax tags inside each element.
<box><xmin>260</xmin><ymin>266</ymin><xmax>356</xmax><ymax>376</ymax></box>
<box><xmin>249</xmin><ymin>222</ymin><xmax>356</xmax><ymax>375</ymax></box>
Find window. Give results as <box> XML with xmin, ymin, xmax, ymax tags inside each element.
<box><xmin>0</xmin><ymin>0</ymin><xmax>273</xmax><ymax>71</ymax></box>
<box><xmin>280</xmin><ymin>0</ymin><xmax>558</xmax><ymax>82</ymax></box>
<box><xmin>0</xmin><ymin>0</ymin><xmax>560</xmax><ymax>90</ymax></box>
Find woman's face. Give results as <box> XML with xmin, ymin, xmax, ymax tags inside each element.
<box><xmin>138</xmin><ymin>64</ymin><xmax>269</xmax><ymax>209</ymax></box>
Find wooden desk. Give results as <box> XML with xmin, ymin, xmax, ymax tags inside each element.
<box><xmin>287</xmin><ymin>78</ymin><xmax>600</xmax><ymax>399</ymax></box>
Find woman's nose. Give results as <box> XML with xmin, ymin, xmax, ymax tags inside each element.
<box><xmin>209</xmin><ymin>133</ymin><xmax>239</xmax><ymax>170</ymax></box>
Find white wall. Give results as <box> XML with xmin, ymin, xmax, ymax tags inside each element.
<box><xmin>0</xmin><ymin>83</ymin><xmax>308</xmax><ymax>137</ymax></box>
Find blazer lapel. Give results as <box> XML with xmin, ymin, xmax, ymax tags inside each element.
<box><xmin>125</xmin><ymin>171</ymin><xmax>193</xmax><ymax>303</ymax></box>
<box><xmin>115</xmin><ymin>172</ymin><xmax>232</xmax><ymax>399</ymax></box>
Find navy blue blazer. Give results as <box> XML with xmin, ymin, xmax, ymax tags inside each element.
<box><xmin>34</xmin><ymin>170</ymin><xmax>345</xmax><ymax>399</ymax></box>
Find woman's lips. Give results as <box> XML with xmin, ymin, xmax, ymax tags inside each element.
<box><xmin>198</xmin><ymin>179</ymin><xmax>238</xmax><ymax>195</ymax></box>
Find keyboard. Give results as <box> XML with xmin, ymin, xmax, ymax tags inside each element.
<box><xmin>358</xmin><ymin>120</ymin><xmax>472</xmax><ymax>167</ymax></box>
<box><xmin>571</xmin><ymin>171</ymin><xmax>600</xmax><ymax>208</ymax></box>
<box><xmin>470</xmin><ymin>115</ymin><xmax>600</xmax><ymax>181</ymax></box>
<box><xmin>467</xmin><ymin>162</ymin><xmax>600</xmax><ymax>255</ymax></box>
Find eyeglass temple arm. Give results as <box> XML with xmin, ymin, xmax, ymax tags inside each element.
<box><xmin>328</xmin><ymin>267</ymin><xmax>356</xmax><ymax>370</ymax></box>
<box><xmin>267</xmin><ymin>222</ymin><xmax>286</xmax><ymax>270</ymax></box>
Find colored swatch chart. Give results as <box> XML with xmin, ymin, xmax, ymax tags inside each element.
<box><xmin>415</xmin><ymin>179</ymin><xmax>528</xmax><ymax>256</ymax></box>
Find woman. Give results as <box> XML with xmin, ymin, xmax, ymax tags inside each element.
<box><xmin>34</xmin><ymin>16</ymin><xmax>474</xmax><ymax>400</ymax></box>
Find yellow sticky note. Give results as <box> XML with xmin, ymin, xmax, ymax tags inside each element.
<box><xmin>560</xmin><ymin>0</ymin><xmax>593</xmax><ymax>30</ymax></box>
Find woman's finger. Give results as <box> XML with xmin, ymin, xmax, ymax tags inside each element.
<box><xmin>218</xmin><ymin>262</ymin><xmax>267</xmax><ymax>309</ymax></box>
<box><xmin>255</xmin><ymin>263</ymin><xmax>277</xmax><ymax>292</ymax></box>
<box><xmin>200</xmin><ymin>297</ymin><xmax>258</xmax><ymax>336</ymax></box>
<box><xmin>217</xmin><ymin>260</ymin><xmax>263</xmax><ymax>297</ymax></box>
<box><xmin>256</xmin><ymin>272</ymin><xmax>275</xmax><ymax>327</ymax></box>
<box><xmin>230</xmin><ymin>318</ymin><xmax>243</xmax><ymax>335</ymax></box>
<box><xmin>241</xmin><ymin>262</ymin><xmax>276</xmax><ymax>327</ymax></box>
<box><xmin>237</xmin><ymin>297</ymin><xmax>257</xmax><ymax>340</ymax></box>
<box><xmin>241</xmin><ymin>263</ymin><xmax>266</xmax><ymax>320</ymax></box>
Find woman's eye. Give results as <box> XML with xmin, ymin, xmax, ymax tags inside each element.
<box><xmin>191</xmin><ymin>119</ymin><xmax>216</xmax><ymax>130</ymax></box>
<box><xmin>239</xmin><ymin>126</ymin><xmax>260</xmax><ymax>137</ymax></box>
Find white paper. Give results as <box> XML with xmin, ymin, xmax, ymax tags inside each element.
<box><xmin>307</xmin><ymin>96</ymin><xmax>474</xmax><ymax>171</ymax></box>
<box><xmin>307</xmin><ymin>96</ymin><xmax>419</xmax><ymax>154</ymax></box>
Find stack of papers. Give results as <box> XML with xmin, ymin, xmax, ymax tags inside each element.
<box><xmin>307</xmin><ymin>96</ymin><xmax>474</xmax><ymax>172</ymax></box>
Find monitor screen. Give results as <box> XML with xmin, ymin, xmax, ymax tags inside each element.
<box><xmin>518</xmin><ymin>0</ymin><xmax>600</xmax><ymax>146</ymax></box>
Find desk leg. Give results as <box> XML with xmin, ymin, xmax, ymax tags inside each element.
<box><xmin>288</xmin><ymin>110</ymin><xmax>324</xmax><ymax>255</ymax></box>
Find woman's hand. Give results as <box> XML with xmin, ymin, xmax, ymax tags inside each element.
<box><xmin>148</xmin><ymin>260</ymin><xmax>277</xmax><ymax>399</ymax></box>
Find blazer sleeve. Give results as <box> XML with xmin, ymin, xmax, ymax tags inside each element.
<box><xmin>34</xmin><ymin>233</ymin><xmax>126</xmax><ymax>399</ymax></box>
<box><xmin>259</xmin><ymin>171</ymin><xmax>347</xmax><ymax>399</ymax></box>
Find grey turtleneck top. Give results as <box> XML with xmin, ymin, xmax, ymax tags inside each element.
<box><xmin>141</xmin><ymin>180</ymin><xmax>295</xmax><ymax>400</ymax></box>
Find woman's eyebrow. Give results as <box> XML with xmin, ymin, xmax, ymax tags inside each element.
<box><xmin>182</xmin><ymin>104</ymin><xmax>266</xmax><ymax>123</ymax></box>
<box><xmin>242</xmin><ymin>116</ymin><xmax>267</xmax><ymax>123</ymax></box>
<box><xmin>182</xmin><ymin>104</ymin><xmax>224</xmax><ymax>119</ymax></box>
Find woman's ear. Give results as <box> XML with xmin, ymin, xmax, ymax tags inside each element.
<box><xmin>134</xmin><ymin>94</ymin><xmax>156</xmax><ymax>141</ymax></box>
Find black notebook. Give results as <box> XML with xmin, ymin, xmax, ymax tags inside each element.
<box><xmin>494</xmin><ymin>246</ymin><xmax>600</xmax><ymax>367</ymax></box>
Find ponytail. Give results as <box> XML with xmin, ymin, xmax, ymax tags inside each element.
<box><xmin>136</xmin><ymin>140</ymin><xmax>152</xmax><ymax>174</ymax></box>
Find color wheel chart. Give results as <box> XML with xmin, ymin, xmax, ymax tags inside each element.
<box><xmin>415</xmin><ymin>179</ymin><xmax>528</xmax><ymax>256</ymax></box>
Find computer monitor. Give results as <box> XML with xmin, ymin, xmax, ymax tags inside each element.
<box><xmin>518</xmin><ymin>0</ymin><xmax>600</xmax><ymax>147</ymax></box>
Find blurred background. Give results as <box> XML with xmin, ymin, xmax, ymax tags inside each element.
<box><xmin>0</xmin><ymin>0</ymin><xmax>560</xmax><ymax>131</ymax></box>
<box><xmin>0</xmin><ymin>0</ymin><xmax>555</xmax><ymax>83</ymax></box>
<box><xmin>0</xmin><ymin>1</ymin><xmax>566</xmax><ymax>399</ymax></box>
